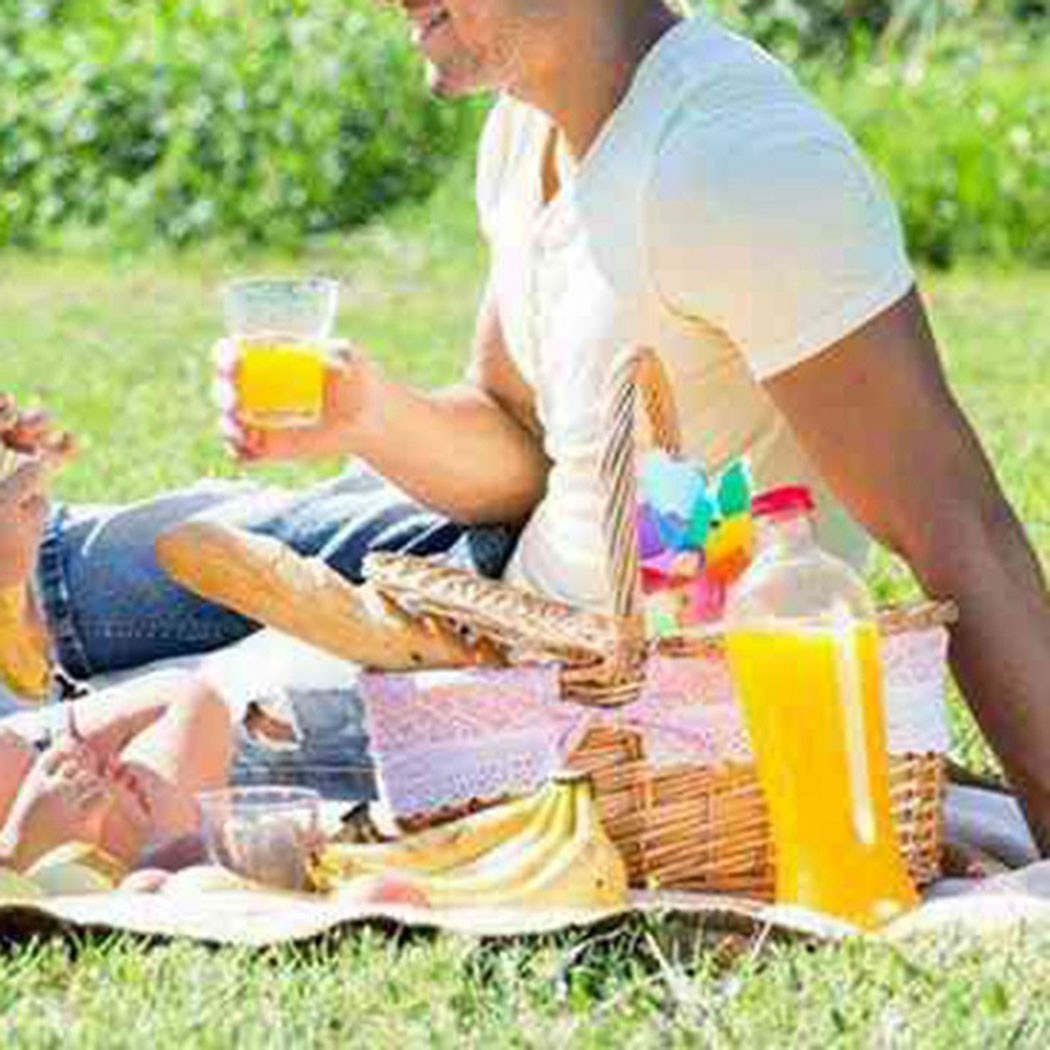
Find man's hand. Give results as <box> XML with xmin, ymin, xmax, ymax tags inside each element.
<box><xmin>212</xmin><ymin>339</ymin><xmax>387</xmax><ymax>464</ymax></box>
<box><xmin>209</xmin><ymin>276</ymin><xmax>549</xmax><ymax>526</ymax></box>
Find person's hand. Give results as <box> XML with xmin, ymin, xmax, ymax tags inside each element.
<box><xmin>1</xmin><ymin>737</ymin><xmax>113</xmax><ymax>870</ymax></box>
<box><xmin>0</xmin><ymin>457</ymin><xmax>50</xmax><ymax>589</ymax></box>
<box><xmin>0</xmin><ymin>393</ymin><xmax>77</xmax><ymax>463</ymax></box>
<box><xmin>212</xmin><ymin>339</ymin><xmax>387</xmax><ymax>464</ymax></box>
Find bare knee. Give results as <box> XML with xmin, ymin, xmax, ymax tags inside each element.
<box><xmin>133</xmin><ymin>670</ymin><xmax>234</xmax><ymax>781</ymax></box>
<box><xmin>173</xmin><ymin>675</ymin><xmax>233</xmax><ymax>767</ymax></box>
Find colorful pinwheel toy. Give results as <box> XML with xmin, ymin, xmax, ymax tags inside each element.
<box><xmin>636</xmin><ymin>452</ymin><xmax>755</xmax><ymax>638</ymax></box>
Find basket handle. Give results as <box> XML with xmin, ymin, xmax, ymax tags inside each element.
<box><xmin>599</xmin><ymin>348</ymin><xmax>683</xmax><ymax>622</ymax></box>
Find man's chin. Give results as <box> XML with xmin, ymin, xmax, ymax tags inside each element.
<box><xmin>424</xmin><ymin>61</ymin><xmax>488</xmax><ymax>99</ymax></box>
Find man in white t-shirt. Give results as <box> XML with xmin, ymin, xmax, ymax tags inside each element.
<box><xmin>218</xmin><ymin>0</ymin><xmax>1050</xmax><ymax>849</ymax></box>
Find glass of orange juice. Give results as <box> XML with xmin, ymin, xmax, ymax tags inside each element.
<box><xmin>222</xmin><ymin>276</ymin><xmax>340</xmax><ymax>429</ymax></box>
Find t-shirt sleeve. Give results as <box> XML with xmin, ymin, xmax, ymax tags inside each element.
<box><xmin>645</xmin><ymin>116</ymin><xmax>915</xmax><ymax>380</ymax></box>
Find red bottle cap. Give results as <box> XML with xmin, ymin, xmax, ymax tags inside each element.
<box><xmin>751</xmin><ymin>485</ymin><xmax>815</xmax><ymax>519</ymax></box>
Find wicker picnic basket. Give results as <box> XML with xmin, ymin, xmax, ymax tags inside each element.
<box><xmin>364</xmin><ymin>348</ymin><xmax>953</xmax><ymax>899</ymax></box>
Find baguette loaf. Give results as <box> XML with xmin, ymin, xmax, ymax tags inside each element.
<box><xmin>155</xmin><ymin>522</ymin><xmax>496</xmax><ymax>671</ymax></box>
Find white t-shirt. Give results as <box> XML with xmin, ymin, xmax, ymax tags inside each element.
<box><xmin>478</xmin><ymin>13</ymin><xmax>914</xmax><ymax>612</ymax></box>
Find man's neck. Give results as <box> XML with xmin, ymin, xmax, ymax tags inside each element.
<box><xmin>509</xmin><ymin>2</ymin><xmax>681</xmax><ymax>160</ymax></box>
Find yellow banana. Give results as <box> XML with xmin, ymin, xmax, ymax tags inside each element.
<box><xmin>312</xmin><ymin>781</ymin><xmax>554</xmax><ymax>889</ymax></box>
<box><xmin>407</xmin><ymin>777</ymin><xmax>573</xmax><ymax>906</ymax></box>
<box><xmin>482</xmin><ymin>772</ymin><xmax>628</xmax><ymax>911</ymax></box>
<box><xmin>396</xmin><ymin>772</ymin><xmax>627</xmax><ymax>911</ymax></box>
<box><xmin>317</xmin><ymin>773</ymin><xmax>629</xmax><ymax>912</ymax></box>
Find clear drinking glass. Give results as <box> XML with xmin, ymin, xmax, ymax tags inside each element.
<box><xmin>197</xmin><ymin>786</ymin><xmax>321</xmax><ymax>891</ymax></box>
<box><xmin>222</xmin><ymin>276</ymin><xmax>340</xmax><ymax>429</ymax></box>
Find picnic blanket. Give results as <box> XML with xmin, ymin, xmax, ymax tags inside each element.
<box><xmin>0</xmin><ymin>784</ymin><xmax>1045</xmax><ymax>949</ymax></box>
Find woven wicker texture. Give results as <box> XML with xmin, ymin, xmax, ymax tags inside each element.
<box><xmin>366</xmin><ymin>348</ymin><xmax>951</xmax><ymax>894</ymax></box>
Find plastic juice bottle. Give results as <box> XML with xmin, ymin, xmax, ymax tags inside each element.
<box><xmin>724</xmin><ymin>486</ymin><xmax>918</xmax><ymax>929</ymax></box>
<box><xmin>236</xmin><ymin>336</ymin><xmax>328</xmax><ymax>429</ymax></box>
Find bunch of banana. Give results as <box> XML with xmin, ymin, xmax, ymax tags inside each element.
<box><xmin>312</xmin><ymin>772</ymin><xmax>628</xmax><ymax>911</ymax></box>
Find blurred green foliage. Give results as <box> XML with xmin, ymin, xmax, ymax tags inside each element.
<box><xmin>709</xmin><ymin>0</ymin><xmax>1047</xmax><ymax>63</ymax></box>
<box><xmin>813</xmin><ymin>29</ymin><xmax>1049</xmax><ymax>268</ymax></box>
<box><xmin>0</xmin><ymin>0</ymin><xmax>473</xmax><ymax>248</ymax></box>
<box><xmin>0</xmin><ymin>0</ymin><xmax>1046</xmax><ymax>266</ymax></box>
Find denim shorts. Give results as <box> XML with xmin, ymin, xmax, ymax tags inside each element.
<box><xmin>37</xmin><ymin>463</ymin><xmax>517</xmax><ymax>680</ymax></box>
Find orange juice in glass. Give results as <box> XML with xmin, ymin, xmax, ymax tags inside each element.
<box><xmin>222</xmin><ymin>277</ymin><xmax>339</xmax><ymax>429</ymax></box>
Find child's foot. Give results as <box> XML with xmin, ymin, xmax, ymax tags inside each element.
<box><xmin>0</xmin><ymin>395</ymin><xmax>77</xmax><ymax>465</ymax></box>
<box><xmin>0</xmin><ymin>737</ymin><xmax>113</xmax><ymax>871</ymax></box>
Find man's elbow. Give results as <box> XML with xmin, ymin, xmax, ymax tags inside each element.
<box><xmin>448</xmin><ymin>466</ymin><xmax>547</xmax><ymax>528</ymax></box>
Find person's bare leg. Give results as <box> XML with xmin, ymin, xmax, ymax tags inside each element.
<box><xmin>2</xmin><ymin>669</ymin><xmax>220</xmax><ymax>797</ymax></box>
<box><xmin>98</xmin><ymin>675</ymin><xmax>233</xmax><ymax>862</ymax></box>
<box><xmin>61</xmin><ymin>670</ymin><xmax>201</xmax><ymax>763</ymax></box>
<box><xmin>0</xmin><ymin>399</ymin><xmax>76</xmax><ymax>699</ymax></box>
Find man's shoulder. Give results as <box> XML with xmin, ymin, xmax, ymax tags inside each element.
<box><xmin>654</xmin><ymin>24</ymin><xmax>844</xmax><ymax>164</ymax></box>
<box><xmin>647</xmin><ymin>27</ymin><xmax>867</xmax><ymax>218</ymax></box>
<box><xmin>475</xmin><ymin>95</ymin><xmax>545</xmax><ymax>238</ymax></box>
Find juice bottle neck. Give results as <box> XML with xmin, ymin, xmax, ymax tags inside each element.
<box><xmin>755</xmin><ymin>509</ymin><xmax>817</xmax><ymax>561</ymax></box>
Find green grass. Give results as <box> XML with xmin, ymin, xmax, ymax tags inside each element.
<box><xmin>2</xmin><ymin>163</ymin><xmax>1050</xmax><ymax>1045</ymax></box>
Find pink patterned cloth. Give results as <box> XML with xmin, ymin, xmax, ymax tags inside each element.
<box><xmin>360</xmin><ymin>628</ymin><xmax>951</xmax><ymax>820</ymax></box>
<box><xmin>361</xmin><ymin>667</ymin><xmax>574</xmax><ymax>819</ymax></box>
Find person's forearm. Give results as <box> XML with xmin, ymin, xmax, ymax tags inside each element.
<box><xmin>348</xmin><ymin>375</ymin><xmax>550</xmax><ymax>525</ymax></box>
<box><xmin>904</xmin><ymin>502</ymin><xmax>1050</xmax><ymax>854</ymax></box>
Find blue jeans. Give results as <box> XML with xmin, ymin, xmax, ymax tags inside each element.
<box><xmin>36</xmin><ymin>464</ymin><xmax>517</xmax><ymax>680</ymax></box>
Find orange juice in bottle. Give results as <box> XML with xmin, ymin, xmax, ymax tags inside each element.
<box><xmin>724</xmin><ymin>486</ymin><xmax>918</xmax><ymax>929</ymax></box>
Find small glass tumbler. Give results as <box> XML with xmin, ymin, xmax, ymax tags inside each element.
<box><xmin>221</xmin><ymin>276</ymin><xmax>340</xmax><ymax>429</ymax></box>
<box><xmin>197</xmin><ymin>786</ymin><xmax>321</xmax><ymax>892</ymax></box>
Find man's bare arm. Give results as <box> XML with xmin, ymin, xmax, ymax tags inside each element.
<box><xmin>227</xmin><ymin>281</ymin><xmax>550</xmax><ymax>525</ymax></box>
<box><xmin>347</xmin><ymin>281</ymin><xmax>549</xmax><ymax>524</ymax></box>
<box><xmin>764</xmin><ymin>288</ymin><xmax>1050</xmax><ymax>853</ymax></box>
